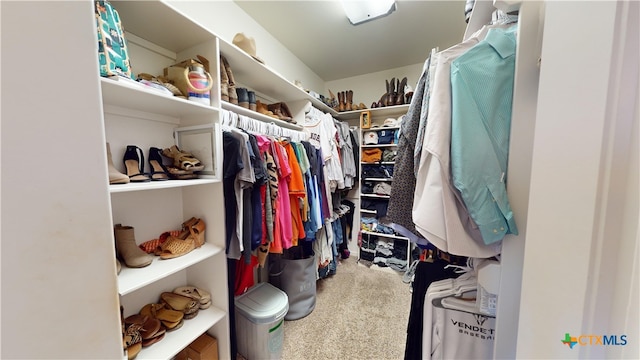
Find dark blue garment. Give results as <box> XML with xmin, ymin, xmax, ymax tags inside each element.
<box><xmin>223</xmin><ymin>132</ymin><xmax>243</xmax><ymax>253</ymax></box>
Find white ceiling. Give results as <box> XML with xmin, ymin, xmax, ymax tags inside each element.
<box><xmin>234</xmin><ymin>1</ymin><xmax>469</xmax><ymax>81</ymax></box>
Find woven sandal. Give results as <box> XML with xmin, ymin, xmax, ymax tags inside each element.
<box><xmin>158</xmin><ymin>235</ymin><xmax>196</xmax><ymax>260</ymax></box>
<box><xmin>162</xmin><ymin>145</ymin><xmax>205</xmax><ymax>172</ymax></box>
<box><xmin>138</xmin><ymin>230</ymin><xmax>181</xmax><ymax>254</ymax></box>
<box><xmin>123</xmin><ymin>323</ymin><xmax>143</xmax><ymax>360</ymax></box>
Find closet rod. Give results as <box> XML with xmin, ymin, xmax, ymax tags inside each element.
<box><xmin>222</xmin><ymin>109</ymin><xmax>308</xmax><ymax>143</ymax></box>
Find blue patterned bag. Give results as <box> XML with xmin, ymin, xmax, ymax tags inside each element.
<box><xmin>95</xmin><ymin>0</ymin><xmax>133</xmax><ymax>79</ymax></box>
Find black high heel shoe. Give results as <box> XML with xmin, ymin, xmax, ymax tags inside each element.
<box><xmin>148</xmin><ymin>147</ymin><xmax>170</xmax><ymax>181</ymax></box>
<box><xmin>123</xmin><ymin>145</ymin><xmax>150</xmax><ymax>182</ymax></box>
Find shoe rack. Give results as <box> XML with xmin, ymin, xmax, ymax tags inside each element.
<box><xmin>346</xmin><ymin>106</ymin><xmax>414</xmax><ymax>273</ymax></box>
<box><xmin>101</xmin><ymin>1</ymin><xmax>228</xmax><ymax>359</ymax></box>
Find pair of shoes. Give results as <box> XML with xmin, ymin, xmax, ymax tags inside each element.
<box><xmin>220</xmin><ymin>55</ymin><xmax>237</xmax><ymax>104</ymax></box>
<box><xmin>236</xmin><ymin>87</ymin><xmax>256</xmax><ymax>110</ymax></box>
<box><xmin>267</xmin><ymin>102</ymin><xmax>294</xmax><ymax>123</ymax></box>
<box><xmin>138</xmin><ymin>230</ymin><xmax>181</xmax><ymax>255</ymax></box>
<box><xmin>160</xmin><ymin>292</ymin><xmax>200</xmax><ymax>319</ymax></box>
<box><xmin>162</xmin><ymin>145</ymin><xmax>204</xmax><ymax>172</ymax></box>
<box><xmin>122</xmin><ymin>322</ymin><xmax>143</xmax><ymax>359</ymax></box>
<box><xmin>139</xmin><ymin>303</ymin><xmax>184</xmax><ymax>331</ymax></box>
<box><xmin>115</xmin><ymin>224</ymin><xmax>154</xmax><ymax>268</ymax></box>
<box><xmin>174</xmin><ymin>286</ymin><xmax>212</xmax><ymax>309</ymax></box>
<box><xmin>124</xmin><ymin>314</ymin><xmax>166</xmax><ymax>348</ymax></box>
<box><xmin>256</xmin><ymin>100</ymin><xmax>279</xmax><ymax>120</ymax></box>
<box><xmin>158</xmin><ymin>217</ymin><xmax>206</xmax><ymax>260</ymax></box>
<box><xmin>123</xmin><ymin>145</ymin><xmax>170</xmax><ymax>182</ymax></box>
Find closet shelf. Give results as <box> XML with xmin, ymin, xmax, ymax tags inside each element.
<box><xmin>109</xmin><ymin>1</ymin><xmax>214</xmax><ymax>53</ymax></box>
<box><xmin>362</xmin><ymin>162</ymin><xmax>395</xmax><ymax>165</ymax></box>
<box><xmin>361</xmin><ymin>230</ymin><xmax>409</xmax><ymax>241</ymax></box>
<box><xmin>101</xmin><ymin>78</ymin><xmax>219</xmax><ymax>119</ymax></box>
<box><xmin>336</xmin><ymin>104</ymin><xmax>410</xmax><ymax>121</ymax></box>
<box><xmin>361</xmin><ymin>193</ymin><xmax>390</xmax><ymax>199</ymax></box>
<box><xmin>361</xmin><ymin>144</ymin><xmax>398</xmax><ymax>148</ymax></box>
<box><xmin>360</xmin><ymin>209</ymin><xmax>376</xmax><ymax>214</ymax></box>
<box><xmin>218</xmin><ymin>40</ymin><xmax>336</xmax><ymax>115</ymax></box>
<box><xmin>118</xmin><ymin>243</ymin><xmax>223</xmax><ymax>296</ymax></box>
<box><xmin>135</xmin><ymin>306</ymin><xmax>226</xmax><ymax>360</ymax></box>
<box><xmin>222</xmin><ymin>101</ymin><xmax>304</xmax><ymax>131</ymax></box>
<box><xmin>109</xmin><ymin>178</ymin><xmax>219</xmax><ymax>194</ymax></box>
<box><xmin>362</xmin><ymin>177</ymin><xmax>393</xmax><ymax>181</ymax></box>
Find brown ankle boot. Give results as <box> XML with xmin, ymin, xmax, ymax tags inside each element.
<box><xmin>346</xmin><ymin>90</ymin><xmax>353</xmax><ymax>111</ymax></box>
<box><xmin>338</xmin><ymin>91</ymin><xmax>345</xmax><ymax>112</ymax></box>
<box><xmin>115</xmin><ymin>224</ymin><xmax>153</xmax><ymax>268</ymax></box>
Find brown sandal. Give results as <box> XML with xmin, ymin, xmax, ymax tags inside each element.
<box><xmin>162</xmin><ymin>145</ymin><xmax>205</xmax><ymax>172</ymax></box>
<box><xmin>160</xmin><ymin>292</ymin><xmax>199</xmax><ymax>318</ymax></box>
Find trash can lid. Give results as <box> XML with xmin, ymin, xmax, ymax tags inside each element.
<box><xmin>235</xmin><ymin>282</ymin><xmax>289</xmax><ymax>324</ymax></box>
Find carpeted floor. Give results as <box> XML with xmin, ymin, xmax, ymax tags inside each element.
<box><xmin>280</xmin><ymin>256</ymin><xmax>411</xmax><ymax>360</ymax></box>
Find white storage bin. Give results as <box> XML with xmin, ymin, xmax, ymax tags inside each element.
<box><xmin>235</xmin><ymin>282</ymin><xmax>289</xmax><ymax>360</ymax></box>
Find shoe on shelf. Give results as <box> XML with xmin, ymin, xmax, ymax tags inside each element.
<box><xmin>139</xmin><ymin>303</ymin><xmax>184</xmax><ymax>331</ymax></box>
<box><xmin>148</xmin><ymin>147</ymin><xmax>170</xmax><ymax>181</ymax></box>
<box><xmin>174</xmin><ymin>285</ymin><xmax>212</xmax><ymax>309</ymax></box>
<box><xmin>248</xmin><ymin>90</ymin><xmax>256</xmax><ymax>111</ymax></box>
<box><xmin>160</xmin><ymin>292</ymin><xmax>200</xmax><ymax>319</ymax></box>
<box><xmin>123</xmin><ymin>322</ymin><xmax>143</xmax><ymax>360</ymax></box>
<box><xmin>237</xmin><ymin>87</ymin><xmax>249</xmax><ymax>109</ymax></box>
<box><xmin>107</xmin><ymin>143</ymin><xmax>130</xmax><ymax>185</ymax></box>
<box><xmin>162</xmin><ymin>145</ymin><xmax>204</xmax><ymax>172</ymax></box>
<box><xmin>123</xmin><ymin>145</ymin><xmax>150</xmax><ymax>182</ymax></box>
<box><xmin>114</xmin><ymin>224</ymin><xmax>153</xmax><ymax>268</ymax></box>
<box><xmin>396</xmin><ymin>77</ymin><xmax>407</xmax><ymax>105</ymax></box>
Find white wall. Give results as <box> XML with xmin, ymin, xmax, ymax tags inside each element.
<box><xmin>1</xmin><ymin>1</ymin><xmax>123</xmax><ymax>358</ymax></box>
<box><xmin>325</xmin><ymin>63</ymin><xmax>424</xmax><ymax>109</ymax></box>
<box><xmin>516</xmin><ymin>1</ymin><xmax>639</xmax><ymax>359</ymax></box>
<box><xmin>167</xmin><ymin>0</ymin><xmax>326</xmax><ymax>96</ymax></box>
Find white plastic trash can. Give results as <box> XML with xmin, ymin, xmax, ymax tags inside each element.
<box><xmin>235</xmin><ymin>282</ymin><xmax>289</xmax><ymax>360</ymax></box>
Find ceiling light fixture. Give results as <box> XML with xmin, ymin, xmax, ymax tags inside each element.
<box><xmin>341</xmin><ymin>0</ymin><xmax>397</xmax><ymax>26</ymax></box>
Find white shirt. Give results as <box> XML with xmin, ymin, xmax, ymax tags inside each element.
<box><xmin>413</xmin><ymin>25</ymin><xmax>506</xmax><ymax>258</ymax></box>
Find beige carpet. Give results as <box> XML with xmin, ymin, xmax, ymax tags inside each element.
<box><xmin>281</xmin><ymin>257</ymin><xmax>411</xmax><ymax>360</ymax></box>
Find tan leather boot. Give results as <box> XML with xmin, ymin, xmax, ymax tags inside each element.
<box><xmin>338</xmin><ymin>91</ymin><xmax>345</xmax><ymax>112</ymax></box>
<box><xmin>107</xmin><ymin>143</ymin><xmax>129</xmax><ymax>185</ymax></box>
<box><xmin>219</xmin><ymin>56</ymin><xmax>229</xmax><ymax>102</ymax></box>
<box><xmin>346</xmin><ymin>90</ymin><xmax>353</xmax><ymax>111</ymax></box>
<box><xmin>115</xmin><ymin>224</ymin><xmax>153</xmax><ymax>268</ymax></box>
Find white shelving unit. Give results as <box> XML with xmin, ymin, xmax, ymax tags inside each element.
<box><xmin>356</xmin><ymin>106</ymin><xmax>411</xmax><ymax>271</ymax></box>
<box><xmin>101</xmin><ymin>1</ymin><xmax>229</xmax><ymax>359</ymax></box>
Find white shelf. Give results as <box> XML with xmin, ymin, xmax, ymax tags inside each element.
<box><xmin>361</xmin><ymin>230</ymin><xmax>409</xmax><ymax>241</ymax></box>
<box><xmin>362</xmin><ymin>178</ymin><xmax>393</xmax><ymax>181</ymax></box>
<box><xmin>362</xmin><ymin>162</ymin><xmax>395</xmax><ymax>165</ymax></box>
<box><xmin>360</xmin><ymin>209</ymin><xmax>376</xmax><ymax>214</ymax></box>
<box><xmin>109</xmin><ymin>178</ymin><xmax>219</xmax><ymax>194</ymax></box>
<box><xmin>118</xmin><ymin>243</ymin><xmax>222</xmax><ymax>296</ymax></box>
<box><xmin>218</xmin><ymin>40</ymin><xmax>336</xmax><ymax>114</ymax></box>
<box><xmin>221</xmin><ymin>101</ymin><xmax>304</xmax><ymax>130</ymax></box>
<box><xmin>101</xmin><ymin>78</ymin><xmax>219</xmax><ymax>119</ymax></box>
<box><xmin>135</xmin><ymin>305</ymin><xmax>226</xmax><ymax>360</ymax></box>
<box><xmin>361</xmin><ymin>193</ymin><xmax>390</xmax><ymax>199</ymax></box>
<box><xmin>361</xmin><ymin>144</ymin><xmax>398</xmax><ymax>148</ymax></box>
<box><xmin>110</xmin><ymin>1</ymin><xmax>215</xmax><ymax>53</ymax></box>
<box><xmin>336</xmin><ymin>104</ymin><xmax>410</xmax><ymax>121</ymax></box>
